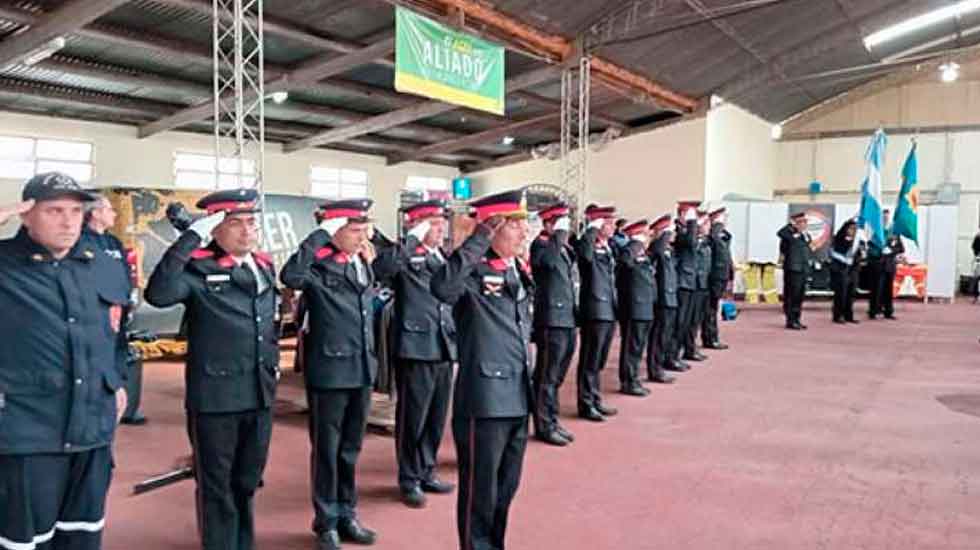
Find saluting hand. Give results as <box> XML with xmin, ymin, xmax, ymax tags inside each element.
<box><xmin>482</xmin><ymin>215</ymin><xmax>507</xmax><ymax>235</ymax></box>
<box><xmin>358</xmin><ymin>240</ymin><xmax>376</xmax><ymax>263</ymax></box>
<box><xmin>0</xmin><ymin>199</ymin><xmax>35</xmax><ymax>226</ymax></box>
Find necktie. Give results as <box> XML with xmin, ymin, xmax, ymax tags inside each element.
<box><xmin>234</xmin><ymin>263</ymin><xmax>257</xmax><ymax>295</ymax></box>
<box><xmin>353</xmin><ymin>257</ymin><xmax>367</xmax><ymax>286</ymax></box>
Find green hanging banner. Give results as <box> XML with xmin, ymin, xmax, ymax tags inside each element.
<box><xmin>395</xmin><ymin>7</ymin><xmax>506</xmax><ymax>115</ymax></box>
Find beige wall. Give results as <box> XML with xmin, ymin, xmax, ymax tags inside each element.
<box><xmin>704</xmin><ymin>103</ymin><xmax>776</xmax><ymax>201</ymax></box>
<box><xmin>468</xmin><ymin>116</ymin><xmax>708</xmax><ymax>221</ymax></box>
<box><xmin>0</xmin><ymin>111</ymin><xmax>458</xmax><ymax>236</ymax></box>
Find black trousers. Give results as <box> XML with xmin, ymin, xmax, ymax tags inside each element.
<box><xmin>0</xmin><ymin>447</ymin><xmax>112</xmax><ymax>550</ymax></box>
<box><xmin>576</xmin><ymin>320</ymin><xmax>615</xmax><ymax>413</ymax></box>
<box><xmin>685</xmin><ymin>290</ymin><xmax>709</xmax><ymax>355</ymax></box>
<box><xmin>701</xmin><ymin>290</ymin><xmax>722</xmax><ymax>346</ymax></box>
<box><xmin>308</xmin><ymin>387</ymin><xmax>371</xmax><ymax>533</ymax></box>
<box><xmin>783</xmin><ymin>270</ymin><xmax>806</xmax><ymax>325</ymax></box>
<box><xmin>648</xmin><ymin>306</ymin><xmax>677</xmax><ymax>377</ymax></box>
<box><xmin>618</xmin><ymin>319</ymin><xmax>652</xmax><ymax>389</ymax></box>
<box><xmin>395</xmin><ymin>360</ymin><xmax>452</xmax><ymax>492</ymax></box>
<box><xmin>453</xmin><ymin>416</ymin><xmax>528</xmax><ymax>550</ymax></box>
<box><xmin>869</xmin><ymin>262</ymin><xmax>896</xmax><ymax>316</ymax></box>
<box><xmin>532</xmin><ymin>327</ymin><xmax>576</xmax><ymax>435</ymax></box>
<box><xmin>187</xmin><ymin>408</ymin><xmax>272</xmax><ymax>550</ymax></box>
<box><xmin>830</xmin><ymin>266</ymin><xmax>856</xmax><ymax>322</ymax></box>
<box><xmin>121</xmin><ymin>354</ymin><xmax>144</xmax><ymax>421</ymax></box>
<box><xmin>675</xmin><ymin>289</ymin><xmax>696</xmax><ymax>358</ymax></box>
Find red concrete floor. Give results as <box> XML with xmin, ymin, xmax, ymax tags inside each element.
<box><xmin>105</xmin><ymin>300</ymin><xmax>980</xmax><ymax>550</ymax></box>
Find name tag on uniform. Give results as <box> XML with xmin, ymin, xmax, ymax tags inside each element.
<box><xmin>596</xmin><ymin>248</ymin><xmax>608</xmax><ymax>255</ymax></box>
<box><xmin>409</xmin><ymin>256</ymin><xmax>426</xmax><ymax>264</ymax></box>
<box><xmin>482</xmin><ymin>274</ymin><xmax>504</xmax><ymax>296</ymax></box>
<box><xmin>206</xmin><ymin>274</ymin><xmax>231</xmax><ymax>283</ymax></box>
<box><xmin>636</xmin><ymin>256</ymin><xmax>648</xmax><ymax>263</ymax></box>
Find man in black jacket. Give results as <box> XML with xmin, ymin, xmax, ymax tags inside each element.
<box><xmin>673</xmin><ymin>203</ymin><xmax>705</xmax><ymax>363</ymax></box>
<box><xmin>430</xmin><ymin>190</ymin><xmax>534</xmax><ymax>550</ymax></box>
<box><xmin>702</xmin><ymin>207</ymin><xmax>733</xmax><ymax>350</ymax></box>
<box><xmin>868</xmin><ymin>209</ymin><xmax>906</xmax><ymax>320</ymax></box>
<box><xmin>687</xmin><ymin>213</ymin><xmax>713</xmax><ymax>360</ymax></box>
<box><xmin>0</xmin><ymin>174</ymin><xmax>129</xmax><ymax>550</ymax></box>
<box><xmin>646</xmin><ymin>214</ymin><xmax>681</xmax><ymax>382</ymax></box>
<box><xmin>145</xmin><ymin>188</ymin><xmax>280</xmax><ymax>550</ymax></box>
<box><xmin>530</xmin><ymin>202</ymin><xmax>578</xmax><ymax>446</ymax></box>
<box><xmin>575</xmin><ymin>204</ymin><xmax>620</xmax><ymax>421</ymax></box>
<box><xmin>778</xmin><ymin>211</ymin><xmax>813</xmax><ymax>330</ymax></box>
<box><xmin>373</xmin><ymin>200</ymin><xmax>457</xmax><ymax>507</ymax></box>
<box><xmin>281</xmin><ymin>199</ymin><xmax>379</xmax><ymax>550</ymax></box>
<box><xmin>616</xmin><ymin>219</ymin><xmax>656</xmax><ymax>397</ymax></box>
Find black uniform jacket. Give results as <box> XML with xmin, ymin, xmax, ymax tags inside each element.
<box><xmin>373</xmin><ymin>234</ymin><xmax>457</xmax><ymax>362</ymax></box>
<box><xmin>707</xmin><ymin>223</ymin><xmax>733</xmax><ymax>296</ymax></box>
<box><xmin>430</xmin><ymin>225</ymin><xmax>533</xmax><ymax>419</ymax></box>
<box><xmin>576</xmin><ymin>227</ymin><xmax>617</xmax><ymax>322</ymax></box>
<box><xmin>650</xmin><ymin>235</ymin><xmax>679</xmax><ymax>309</ymax></box>
<box><xmin>0</xmin><ymin>229</ymin><xmax>129</xmax><ymax>454</ymax></box>
<box><xmin>145</xmin><ymin>231</ymin><xmax>280</xmax><ymax>413</ymax></box>
<box><xmin>281</xmin><ymin>229</ymin><xmax>378</xmax><ymax>390</ymax></box>
<box><xmin>615</xmin><ymin>240</ymin><xmax>657</xmax><ymax>322</ymax></box>
<box><xmin>530</xmin><ymin>229</ymin><xmax>578</xmax><ymax>330</ymax></box>
<box><xmin>674</xmin><ymin>220</ymin><xmax>699</xmax><ymax>291</ymax></box>
<box><xmin>778</xmin><ymin>224</ymin><xmax>812</xmax><ymax>274</ymax></box>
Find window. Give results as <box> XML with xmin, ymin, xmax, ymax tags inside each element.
<box><xmin>310</xmin><ymin>166</ymin><xmax>369</xmax><ymax>199</ymax></box>
<box><xmin>174</xmin><ymin>152</ymin><xmax>256</xmax><ymax>190</ymax></box>
<box><xmin>405</xmin><ymin>176</ymin><xmax>450</xmax><ymax>194</ymax></box>
<box><xmin>0</xmin><ymin>135</ymin><xmax>94</xmax><ymax>182</ymax></box>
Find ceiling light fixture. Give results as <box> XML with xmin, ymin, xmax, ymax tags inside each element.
<box><xmin>940</xmin><ymin>61</ymin><xmax>960</xmax><ymax>83</ymax></box>
<box><xmin>501</xmin><ymin>135</ymin><xmax>515</xmax><ymax>146</ymax></box>
<box><xmin>22</xmin><ymin>37</ymin><xmax>66</xmax><ymax>66</ymax></box>
<box><xmin>864</xmin><ymin>0</ymin><xmax>980</xmax><ymax>50</ymax></box>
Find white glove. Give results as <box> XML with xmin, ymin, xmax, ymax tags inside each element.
<box><xmin>408</xmin><ymin>220</ymin><xmax>431</xmax><ymax>242</ymax></box>
<box><xmin>189</xmin><ymin>211</ymin><xmax>226</xmax><ymax>240</ymax></box>
<box><xmin>587</xmin><ymin>217</ymin><xmax>605</xmax><ymax>230</ymax></box>
<box><xmin>553</xmin><ymin>216</ymin><xmax>571</xmax><ymax>232</ymax></box>
<box><xmin>683</xmin><ymin>208</ymin><xmax>697</xmax><ymax>222</ymax></box>
<box><xmin>883</xmin><ymin>246</ymin><xmax>892</xmax><ymax>254</ymax></box>
<box><xmin>319</xmin><ymin>216</ymin><xmax>348</xmax><ymax>236</ymax></box>
<box><xmin>630</xmin><ymin>234</ymin><xmax>648</xmax><ymax>245</ymax></box>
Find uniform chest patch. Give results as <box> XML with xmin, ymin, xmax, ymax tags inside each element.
<box><xmin>482</xmin><ymin>274</ymin><xmax>505</xmax><ymax>296</ymax></box>
<box><xmin>206</xmin><ymin>274</ymin><xmax>231</xmax><ymax>283</ymax></box>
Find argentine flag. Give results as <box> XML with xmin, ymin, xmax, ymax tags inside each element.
<box><xmin>858</xmin><ymin>129</ymin><xmax>887</xmax><ymax>248</ymax></box>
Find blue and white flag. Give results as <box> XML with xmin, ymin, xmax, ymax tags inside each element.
<box><xmin>858</xmin><ymin>129</ymin><xmax>887</xmax><ymax>248</ymax></box>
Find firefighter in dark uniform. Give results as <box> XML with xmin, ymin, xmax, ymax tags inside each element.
<box><xmin>529</xmin><ymin>202</ymin><xmax>578</xmax><ymax>447</ymax></box>
<box><xmin>373</xmin><ymin>200</ymin><xmax>457</xmax><ymax>508</ymax></box>
<box><xmin>868</xmin><ymin>209</ymin><xmax>905</xmax><ymax>320</ymax></box>
<box><xmin>701</xmin><ymin>207</ymin><xmax>733</xmax><ymax>350</ymax></box>
<box><xmin>280</xmin><ymin>199</ymin><xmax>379</xmax><ymax>550</ymax></box>
<box><xmin>145</xmin><ymin>188</ymin><xmax>280</xmax><ymax>550</ymax></box>
<box><xmin>615</xmin><ymin>219</ymin><xmax>656</xmax><ymax>397</ymax></box>
<box><xmin>687</xmin><ymin>212</ymin><xmax>713</xmax><ymax>361</ymax></box>
<box><xmin>646</xmin><ymin>214</ymin><xmax>680</xmax><ymax>381</ymax></box>
<box><xmin>778</xmin><ymin>211</ymin><xmax>813</xmax><ymax>330</ymax></box>
<box><xmin>673</xmin><ymin>203</ymin><xmax>704</xmax><ymax>363</ymax></box>
<box><xmin>83</xmin><ymin>194</ymin><xmax>147</xmax><ymax>425</ymax></box>
<box><xmin>431</xmin><ymin>190</ymin><xmax>534</xmax><ymax>550</ymax></box>
<box><xmin>0</xmin><ymin>173</ymin><xmax>129</xmax><ymax>550</ymax></box>
<box><xmin>575</xmin><ymin>204</ymin><xmax>620</xmax><ymax>422</ymax></box>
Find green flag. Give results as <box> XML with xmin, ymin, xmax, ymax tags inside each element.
<box><xmin>892</xmin><ymin>143</ymin><xmax>918</xmax><ymax>244</ymax></box>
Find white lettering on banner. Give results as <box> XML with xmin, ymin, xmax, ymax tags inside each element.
<box><xmin>262</xmin><ymin>212</ymin><xmax>282</xmax><ymax>251</ymax></box>
<box><xmin>418</xmin><ymin>35</ymin><xmax>487</xmax><ymax>84</ymax></box>
<box><xmin>276</xmin><ymin>211</ymin><xmax>298</xmax><ymax>250</ymax></box>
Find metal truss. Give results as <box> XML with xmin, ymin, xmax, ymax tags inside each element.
<box><xmin>212</xmin><ymin>0</ymin><xmax>265</xmax><ymax>193</ymax></box>
<box><xmin>559</xmin><ymin>55</ymin><xmax>591</xmax><ymax>220</ymax></box>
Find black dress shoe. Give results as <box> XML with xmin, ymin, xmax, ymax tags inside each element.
<box><xmin>846</xmin><ymin>318</ymin><xmax>860</xmax><ymax>324</ymax></box>
<box><xmin>579</xmin><ymin>408</ymin><xmax>605</xmax><ymax>422</ymax></box>
<box><xmin>316</xmin><ymin>530</ymin><xmax>341</xmax><ymax>550</ymax></box>
<box><xmin>536</xmin><ymin>430</ymin><xmax>569</xmax><ymax>446</ymax></box>
<box><xmin>884</xmin><ymin>315</ymin><xmax>897</xmax><ymax>320</ymax></box>
<box><xmin>556</xmin><ymin>425</ymin><xmax>575</xmax><ymax>442</ymax></box>
<box><xmin>420</xmin><ymin>477</ymin><xmax>455</xmax><ymax>494</ymax></box>
<box><xmin>665</xmin><ymin>360</ymin><xmax>690</xmax><ymax>372</ymax></box>
<box><xmin>787</xmin><ymin>322</ymin><xmax>802</xmax><ymax>330</ymax></box>
<box><xmin>620</xmin><ymin>385</ymin><xmax>648</xmax><ymax>397</ymax></box>
<box><xmin>595</xmin><ymin>403</ymin><xmax>618</xmax><ymax>416</ymax></box>
<box><xmin>120</xmin><ymin>414</ymin><xmax>148</xmax><ymax>426</ymax></box>
<box><xmin>833</xmin><ymin>318</ymin><xmax>846</xmax><ymax>324</ymax></box>
<box><xmin>338</xmin><ymin>519</ymin><xmax>376</xmax><ymax>545</ymax></box>
<box><xmin>648</xmin><ymin>372</ymin><xmax>676</xmax><ymax>384</ymax></box>
<box><xmin>800</xmin><ymin>323</ymin><xmax>808</xmax><ymax>330</ymax></box>
<box><xmin>703</xmin><ymin>342</ymin><xmax>729</xmax><ymax>350</ymax></box>
<box><xmin>401</xmin><ymin>486</ymin><xmax>426</xmax><ymax>508</ymax></box>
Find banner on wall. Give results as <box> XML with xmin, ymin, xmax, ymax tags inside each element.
<box><xmin>395</xmin><ymin>7</ymin><xmax>506</xmax><ymax>115</ymax></box>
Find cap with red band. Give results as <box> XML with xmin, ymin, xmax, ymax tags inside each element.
<box><xmin>538</xmin><ymin>202</ymin><xmax>570</xmax><ymax>221</ymax></box>
<box><xmin>650</xmin><ymin>214</ymin><xmax>672</xmax><ymax>232</ymax></box>
<box><xmin>402</xmin><ymin>199</ymin><xmax>447</xmax><ymax>223</ymax></box>
<box><xmin>318</xmin><ymin>198</ymin><xmax>373</xmax><ymax>221</ymax></box>
<box><xmin>470</xmin><ymin>189</ymin><xmax>528</xmax><ymax>222</ymax></box>
<box><xmin>196</xmin><ymin>188</ymin><xmax>260</xmax><ymax>215</ymax></box>
<box><xmin>623</xmin><ymin>219</ymin><xmax>649</xmax><ymax>236</ymax></box>
<box><xmin>676</xmin><ymin>200</ymin><xmax>701</xmax><ymax>217</ymax></box>
<box><xmin>585</xmin><ymin>203</ymin><xmax>616</xmax><ymax>221</ymax></box>
<box><xmin>709</xmin><ymin>206</ymin><xmax>727</xmax><ymax>219</ymax></box>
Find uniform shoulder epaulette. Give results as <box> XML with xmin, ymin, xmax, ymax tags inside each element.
<box><xmin>517</xmin><ymin>257</ymin><xmax>532</xmax><ymax>276</ymax></box>
<box><xmin>537</xmin><ymin>233</ymin><xmax>550</xmax><ymax>242</ymax></box>
<box><xmin>486</xmin><ymin>258</ymin><xmax>508</xmax><ymax>273</ymax></box>
<box><xmin>217</xmin><ymin>256</ymin><xmax>236</xmax><ymax>269</ymax></box>
<box><xmin>315</xmin><ymin>247</ymin><xmax>333</xmax><ymax>260</ymax></box>
<box><xmin>190</xmin><ymin>249</ymin><xmax>215</xmax><ymax>260</ymax></box>
<box><xmin>254</xmin><ymin>251</ymin><xmax>273</xmax><ymax>269</ymax></box>
<box><xmin>414</xmin><ymin>245</ymin><xmax>426</xmax><ymax>255</ymax></box>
